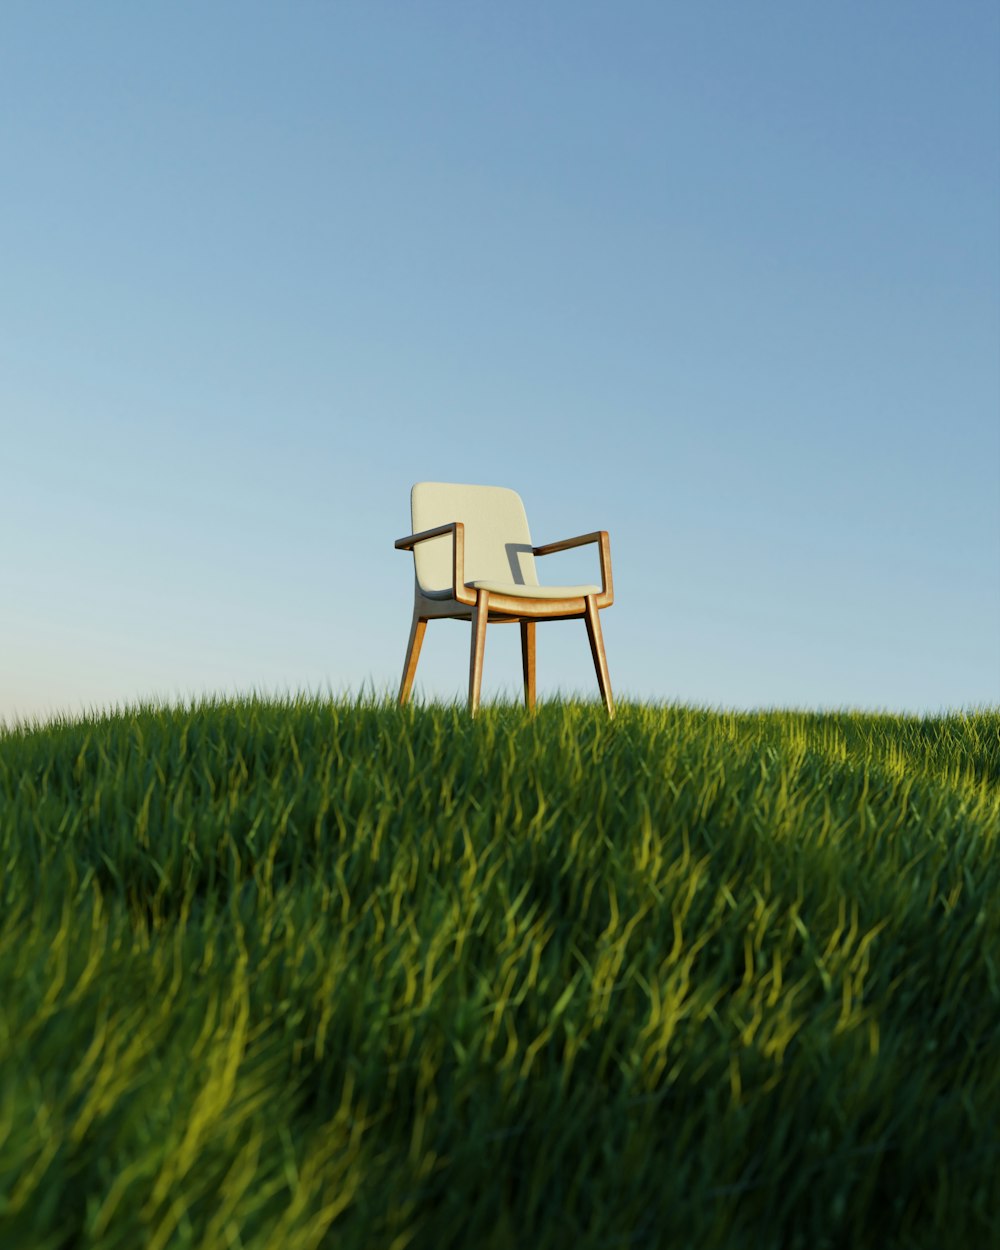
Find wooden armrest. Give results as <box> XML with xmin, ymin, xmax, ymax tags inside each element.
<box><xmin>532</xmin><ymin>531</ymin><xmax>604</xmax><ymax>556</ymax></box>
<box><xmin>395</xmin><ymin>523</ymin><xmax>460</xmax><ymax>551</ymax></box>
<box><xmin>533</xmin><ymin>530</ymin><xmax>613</xmax><ymax>606</ymax></box>
<box><xmin>394</xmin><ymin>521</ymin><xmax>477</xmax><ymax>606</ymax></box>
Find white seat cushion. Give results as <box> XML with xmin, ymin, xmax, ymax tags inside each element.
<box><xmin>408</xmin><ymin>484</ymin><xmax>602</xmax><ymax>606</ymax></box>
<box><xmin>411</xmin><ymin>483</ymin><xmax>540</xmax><ymax>596</ymax></box>
<box><xmin>468</xmin><ymin>580</ymin><xmax>600</xmax><ymax>599</ymax></box>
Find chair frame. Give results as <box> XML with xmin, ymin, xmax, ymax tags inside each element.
<box><xmin>395</xmin><ymin>522</ymin><xmax>615</xmax><ymax>716</ymax></box>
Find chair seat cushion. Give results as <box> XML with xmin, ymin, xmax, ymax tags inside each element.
<box><xmin>468</xmin><ymin>580</ymin><xmax>601</xmax><ymax>600</ymax></box>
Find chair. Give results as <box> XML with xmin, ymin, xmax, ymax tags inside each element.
<box><xmin>395</xmin><ymin>482</ymin><xmax>615</xmax><ymax>716</ymax></box>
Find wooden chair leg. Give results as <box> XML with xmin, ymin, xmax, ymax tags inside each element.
<box><xmin>469</xmin><ymin>590</ymin><xmax>489</xmax><ymax>715</ymax></box>
<box><xmin>520</xmin><ymin>620</ymin><xmax>536</xmax><ymax>710</ymax></box>
<box><xmin>584</xmin><ymin>595</ymin><xmax>615</xmax><ymax>717</ymax></box>
<box><xmin>399</xmin><ymin>613</ymin><xmax>427</xmax><ymax>706</ymax></box>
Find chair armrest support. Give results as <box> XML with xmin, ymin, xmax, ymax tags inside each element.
<box><xmin>532</xmin><ymin>531</ymin><xmax>605</xmax><ymax>556</ymax></box>
<box><xmin>395</xmin><ymin>523</ymin><xmax>459</xmax><ymax>550</ymax></box>
<box><xmin>394</xmin><ymin>522</ymin><xmax>477</xmax><ymax>606</ymax></box>
<box><xmin>533</xmin><ymin>530</ymin><xmax>613</xmax><ymax>606</ymax></box>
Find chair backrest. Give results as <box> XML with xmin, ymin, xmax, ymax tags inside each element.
<box><xmin>410</xmin><ymin>482</ymin><xmax>540</xmax><ymax>596</ymax></box>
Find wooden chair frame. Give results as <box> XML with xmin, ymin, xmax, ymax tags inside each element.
<box><xmin>395</xmin><ymin>523</ymin><xmax>614</xmax><ymax>716</ymax></box>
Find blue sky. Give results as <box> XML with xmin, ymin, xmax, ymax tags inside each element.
<box><xmin>2</xmin><ymin>2</ymin><xmax>998</xmax><ymax>720</ymax></box>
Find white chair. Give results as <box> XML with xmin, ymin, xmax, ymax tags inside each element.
<box><xmin>395</xmin><ymin>482</ymin><xmax>615</xmax><ymax>715</ymax></box>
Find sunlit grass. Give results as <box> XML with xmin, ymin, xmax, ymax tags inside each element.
<box><xmin>1</xmin><ymin>696</ymin><xmax>998</xmax><ymax>1247</ymax></box>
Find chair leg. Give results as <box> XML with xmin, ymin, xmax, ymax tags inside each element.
<box><xmin>520</xmin><ymin>620</ymin><xmax>536</xmax><ymax>711</ymax></box>
<box><xmin>399</xmin><ymin>613</ymin><xmax>427</xmax><ymax>706</ymax></box>
<box><xmin>584</xmin><ymin>595</ymin><xmax>615</xmax><ymax>717</ymax></box>
<box><xmin>468</xmin><ymin>590</ymin><xmax>489</xmax><ymax>715</ymax></box>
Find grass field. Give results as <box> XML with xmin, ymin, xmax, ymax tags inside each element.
<box><xmin>1</xmin><ymin>697</ymin><xmax>998</xmax><ymax>1249</ymax></box>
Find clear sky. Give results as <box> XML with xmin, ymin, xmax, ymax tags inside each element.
<box><xmin>2</xmin><ymin>2</ymin><xmax>998</xmax><ymax>721</ymax></box>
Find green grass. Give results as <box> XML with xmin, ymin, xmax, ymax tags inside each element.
<box><xmin>1</xmin><ymin>696</ymin><xmax>998</xmax><ymax>1249</ymax></box>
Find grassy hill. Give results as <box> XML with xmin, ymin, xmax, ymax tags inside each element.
<box><xmin>1</xmin><ymin>698</ymin><xmax>998</xmax><ymax>1249</ymax></box>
